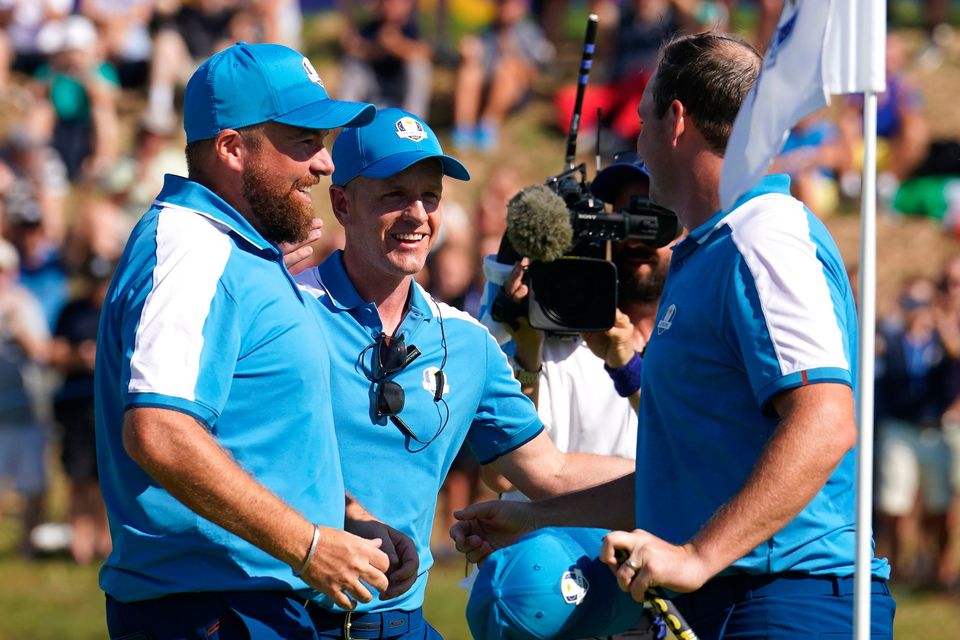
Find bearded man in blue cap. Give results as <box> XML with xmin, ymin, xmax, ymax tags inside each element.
<box><xmin>292</xmin><ymin>107</ymin><xmax>635</xmax><ymax>638</ymax></box>
<box><xmin>95</xmin><ymin>43</ymin><xmax>418</xmax><ymax>638</ymax></box>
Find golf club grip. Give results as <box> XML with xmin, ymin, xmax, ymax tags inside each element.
<box><xmin>645</xmin><ymin>589</ymin><xmax>699</xmax><ymax>640</ymax></box>
<box><xmin>614</xmin><ymin>549</ymin><xmax>698</xmax><ymax>639</ymax></box>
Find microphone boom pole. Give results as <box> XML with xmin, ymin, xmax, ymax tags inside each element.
<box><xmin>563</xmin><ymin>13</ymin><xmax>599</xmax><ymax>170</ymax></box>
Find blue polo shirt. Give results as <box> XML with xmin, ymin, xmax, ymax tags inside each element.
<box><xmin>296</xmin><ymin>251</ymin><xmax>543</xmax><ymax>612</ymax></box>
<box><xmin>638</xmin><ymin>175</ymin><xmax>888</xmax><ymax>578</ymax></box>
<box><xmin>95</xmin><ymin>174</ymin><xmax>345</xmax><ymax>602</ymax></box>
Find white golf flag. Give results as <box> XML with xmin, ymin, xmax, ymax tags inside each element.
<box><xmin>719</xmin><ymin>0</ymin><xmax>886</xmax><ymax>211</ymax></box>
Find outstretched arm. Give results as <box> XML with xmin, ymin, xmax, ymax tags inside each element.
<box><xmin>601</xmin><ymin>382</ymin><xmax>856</xmax><ymax>598</ymax></box>
<box><xmin>451</xmin><ymin>471</ymin><xmax>636</xmax><ymax>563</ymax></box>
<box><xmin>124</xmin><ymin>407</ymin><xmax>390</xmax><ymax>609</ymax></box>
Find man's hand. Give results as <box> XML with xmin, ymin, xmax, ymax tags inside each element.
<box><xmin>280</xmin><ymin>218</ymin><xmax>323</xmax><ymax>275</ymax></box>
<box><xmin>304</xmin><ymin>526</ymin><xmax>391</xmax><ymax>610</ymax></box>
<box><xmin>582</xmin><ymin>308</ymin><xmax>636</xmax><ymax>368</ymax></box>
<box><xmin>600</xmin><ymin>529</ymin><xmax>714</xmax><ymax>601</ymax></box>
<box><xmin>450</xmin><ymin>500</ymin><xmax>537</xmax><ymax>564</ymax></box>
<box><xmin>346</xmin><ymin>518</ymin><xmax>420</xmax><ymax>600</ymax></box>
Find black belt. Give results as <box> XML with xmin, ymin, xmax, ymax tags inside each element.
<box><xmin>672</xmin><ymin>573</ymin><xmax>891</xmax><ymax>620</ymax></box>
<box><xmin>304</xmin><ymin>604</ymin><xmax>424</xmax><ymax>639</ymax></box>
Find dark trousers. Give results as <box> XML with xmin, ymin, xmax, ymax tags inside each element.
<box><xmin>106</xmin><ymin>591</ymin><xmax>437</xmax><ymax>640</ymax></box>
<box><xmin>670</xmin><ymin>573</ymin><xmax>895</xmax><ymax>639</ymax></box>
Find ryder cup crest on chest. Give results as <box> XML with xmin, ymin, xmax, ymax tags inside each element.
<box><xmin>657</xmin><ymin>303</ymin><xmax>677</xmax><ymax>335</ymax></box>
<box><xmin>421</xmin><ymin>366</ymin><xmax>450</xmax><ymax>396</ymax></box>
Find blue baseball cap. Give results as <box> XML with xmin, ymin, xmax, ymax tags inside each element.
<box><xmin>183</xmin><ymin>42</ymin><xmax>376</xmax><ymax>143</ymax></box>
<box><xmin>590</xmin><ymin>150</ymin><xmax>650</xmax><ymax>203</ymax></box>
<box><xmin>332</xmin><ymin>108</ymin><xmax>470</xmax><ymax>186</ymax></box>
<box><xmin>467</xmin><ymin>527</ymin><xmax>647</xmax><ymax>640</ymax></box>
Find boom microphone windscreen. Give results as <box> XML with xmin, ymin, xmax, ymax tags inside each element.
<box><xmin>506</xmin><ymin>185</ymin><xmax>574</xmax><ymax>263</ymax></box>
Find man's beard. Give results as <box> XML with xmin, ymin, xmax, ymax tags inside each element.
<box><xmin>241</xmin><ymin>159</ymin><xmax>317</xmax><ymax>245</ymax></box>
<box><xmin>616</xmin><ymin>246</ymin><xmax>669</xmax><ymax>304</ymax></box>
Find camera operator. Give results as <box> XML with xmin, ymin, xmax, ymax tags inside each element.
<box><xmin>477</xmin><ymin>152</ymin><xmax>673</xmax><ymax>639</ymax></box>
<box><xmin>481</xmin><ymin>151</ymin><xmax>670</xmax><ymax>474</ymax></box>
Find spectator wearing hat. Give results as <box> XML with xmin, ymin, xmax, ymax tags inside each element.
<box><xmin>2</xmin><ymin>190</ymin><xmax>69</xmax><ymax>331</ymax></box>
<box><xmin>291</xmin><ymin>107</ymin><xmax>633</xmax><ymax>638</ymax></box>
<box><xmin>30</xmin><ymin>14</ymin><xmax>120</xmax><ymax>182</ymax></box>
<box><xmin>0</xmin><ymin>237</ymin><xmax>50</xmax><ymax>558</ymax></box>
<box><xmin>95</xmin><ymin>42</ymin><xmax>417</xmax><ymax>637</ymax></box>
<box><xmin>79</xmin><ymin>0</ymin><xmax>154</xmax><ymax>89</ymax></box>
<box><xmin>0</xmin><ymin>0</ymin><xmax>71</xmax><ymax>76</ymax></box>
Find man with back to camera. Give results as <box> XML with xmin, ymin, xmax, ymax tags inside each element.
<box><xmin>95</xmin><ymin>43</ymin><xmax>417</xmax><ymax>638</ymax></box>
<box><xmin>292</xmin><ymin>107</ymin><xmax>635</xmax><ymax>638</ymax></box>
<box><xmin>452</xmin><ymin>32</ymin><xmax>895</xmax><ymax>638</ymax></box>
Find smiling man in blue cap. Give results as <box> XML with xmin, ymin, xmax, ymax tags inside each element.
<box><xmin>96</xmin><ymin>43</ymin><xmax>419</xmax><ymax>638</ymax></box>
<box><xmin>293</xmin><ymin>108</ymin><xmax>635</xmax><ymax>638</ymax></box>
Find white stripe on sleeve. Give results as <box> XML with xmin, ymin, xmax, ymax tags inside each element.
<box><xmin>128</xmin><ymin>206</ymin><xmax>232</xmax><ymax>400</ymax></box>
<box><xmin>727</xmin><ymin>194</ymin><xmax>849</xmax><ymax>376</ymax></box>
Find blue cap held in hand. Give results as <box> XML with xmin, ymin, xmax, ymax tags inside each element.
<box><xmin>332</xmin><ymin>108</ymin><xmax>470</xmax><ymax>186</ymax></box>
<box><xmin>467</xmin><ymin>527</ymin><xmax>648</xmax><ymax>640</ymax></box>
<box><xmin>183</xmin><ymin>42</ymin><xmax>376</xmax><ymax>143</ymax></box>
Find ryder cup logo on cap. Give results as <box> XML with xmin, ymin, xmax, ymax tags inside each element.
<box><xmin>332</xmin><ymin>108</ymin><xmax>470</xmax><ymax>186</ymax></box>
<box><xmin>183</xmin><ymin>42</ymin><xmax>375</xmax><ymax>143</ymax></box>
<box><xmin>396</xmin><ymin>116</ymin><xmax>428</xmax><ymax>142</ymax></box>
<box><xmin>301</xmin><ymin>57</ymin><xmax>324</xmax><ymax>87</ymax></box>
<box><xmin>560</xmin><ymin>569</ymin><xmax>589</xmax><ymax>605</ymax></box>
<box><xmin>467</xmin><ymin>527</ymin><xmax>647</xmax><ymax>640</ymax></box>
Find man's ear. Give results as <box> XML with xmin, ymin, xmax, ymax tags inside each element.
<box><xmin>329</xmin><ymin>184</ymin><xmax>350</xmax><ymax>226</ymax></box>
<box><xmin>669</xmin><ymin>99</ymin><xmax>685</xmax><ymax>146</ymax></box>
<box><xmin>214</xmin><ymin>129</ymin><xmax>246</xmax><ymax>174</ymax></box>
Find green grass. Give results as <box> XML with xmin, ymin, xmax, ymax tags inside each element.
<box><xmin>0</xmin><ymin>528</ymin><xmax>957</xmax><ymax>640</ymax></box>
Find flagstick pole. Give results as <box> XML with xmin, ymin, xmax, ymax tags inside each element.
<box><xmin>854</xmin><ymin>89</ymin><xmax>878</xmax><ymax>640</ymax></box>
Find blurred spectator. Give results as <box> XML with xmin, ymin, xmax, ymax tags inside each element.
<box><xmin>31</xmin><ymin>15</ymin><xmax>121</xmax><ymax>182</ymax></box>
<box><xmin>2</xmin><ymin>194</ymin><xmax>68</xmax><ymax>331</ymax></box>
<box><xmin>553</xmin><ymin>0</ymin><xmax>702</xmax><ymax>153</ymax></box>
<box><xmin>452</xmin><ymin>0</ymin><xmax>554</xmax><ymax>152</ymax></box>
<box><xmin>875</xmin><ymin>276</ymin><xmax>953</xmax><ymax>588</ymax></box>
<box><xmin>916</xmin><ymin>0</ymin><xmax>956</xmax><ymax>70</ymax></box>
<box><xmin>0</xmin><ymin>237</ymin><xmax>50</xmax><ymax>558</ymax></box>
<box><xmin>840</xmin><ymin>32</ymin><xmax>930</xmax><ymax>205</ymax></box>
<box><xmin>338</xmin><ymin>0</ymin><xmax>432</xmax><ymax>117</ymax></box>
<box><xmin>50</xmin><ymin>257</ymin><xmax>114</xmax><ymax>564</ymax></box>
<box><xmin>0</xmin><ymin>125</ymin><xmax>69</xmax><ymax>244</ymax></box>
<box><xmin>249</xmin><ymin>0</ymin><xmax>304</xmax><ymax>49</ymax></box>
<box><xmin>63</xmin><ymin>196</ymin><xmax>129</xmax><ymax>278</ymax></box>
<box><xmin>80</xmin><ymin>0</ymin><xmax>154</xmax><ymax>89</ymax></box>
<box><xmin>427</xmin><ymin>240</ymin><xmax>482</xmax><ymax>316</ymax></box>
<box><xmin>475</xmin><ymin>166</ymin><xmax>519</xmax><ymax>257</ymax></box>
<box><xmin>0</xmin><ymin>0</ymin><xmax>71</xmax><ymax>77</ymax></box>
<box><xmin>934</xmin><ymin>254</ymin><xmax>960</xmax><ymax>589</ymax></box>
<box><xmin>97</xmin><ymin>109</ymin><xmax>186</xmax><ymax>224</ymax></box>
<box><xmin>771</xmin><ymin>112</ymin><xmax>852</xmax><ymax>217</ymax></box>
<box><xmin>146</xmin><ymin>0</ymin><xmax>247</xmax><ymax>128</ymax></box>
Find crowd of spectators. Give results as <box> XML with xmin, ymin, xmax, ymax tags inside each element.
<box><xmin>0</xmin><ymin>0</ymin><xmax>958</xmax><ymax>597</ymax></box>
